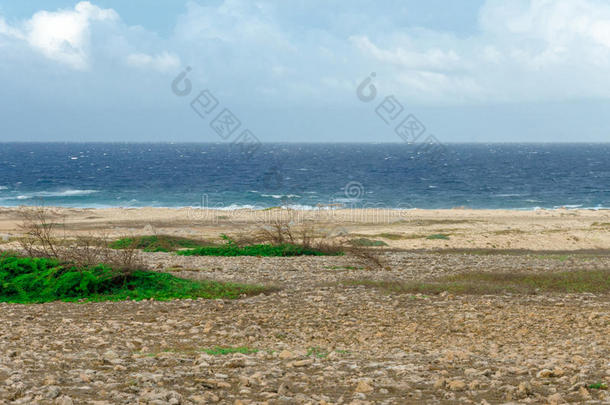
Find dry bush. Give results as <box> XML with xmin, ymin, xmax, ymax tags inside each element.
<box><xmin>18</xmin><ymin>206</ymin><xmax>143</xmax><ymax>273</ymax></box>
<box><xmin>255</xmin><ymin>219</ymin><xmax>296</xmax><ymax>245</ymax></box>
<box><xmin>237</xmin><ymin>219</ymin><xmax>385</xmax><ymax>269</ymax></box>
<box><xmin>253</xmin><ymin>219</ymin><xmax>345</xmax><ymax>255</ymax></box>
<box><xmin>18</xmin><ymin>205</ymin><xmax>64</xmax><ymax>259</ymax></box>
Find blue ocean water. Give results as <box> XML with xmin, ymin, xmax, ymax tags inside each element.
<box><xmin>0</xmin><ymin>143</ymin><xmax>608</xmax><ymax>210</ymax></box>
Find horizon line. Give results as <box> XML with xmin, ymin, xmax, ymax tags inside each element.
<box><xmin>2</xmin><ymin>141</ymin><xmax>610</xmax><ymax>145</ymax></box>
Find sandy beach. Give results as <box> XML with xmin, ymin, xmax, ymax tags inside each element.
<box><xmin>0</xmin><ymin>207</ymin><xmax>609</xmax><ymax>404</ymax></box>
<box><xmin>1</xmin><ymin>206</ymin><xmax>609</xmax><ymax>251</ymax></box>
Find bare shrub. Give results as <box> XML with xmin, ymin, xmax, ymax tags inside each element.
<box><xmin>18</xmin><ymin>206</ymin><xmax>143</xmax><ymax>273</ymax></box>
<box><xmin>254</xmin><ymin>219</ymin><xmax>296</xmax><ymax>245</ymax></box>
<box><xmin>18</xmin><ymin>205</ymin><xmax>65</xmax><ymax>259</ymax></box>
<box><xmin>238</xmin><ymin>219</ymin><xmax>385</xmax><ymax>268</ymax></box>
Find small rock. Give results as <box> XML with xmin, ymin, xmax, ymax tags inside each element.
<box><xmin>464</xmin><ymin>368</ymin><xmax>478</xmax><ymax>377</ymax></box>
<box><xmin>517</xmin><ymin>381</ymin><xmax>532</xmax><ymax>398</ymax></box>
<box><xmin>447</xmin><ymin>380</ymin><xmax>466</xmax><ymax>391</ymax></box>
<box><xmin>278</xmin><ymin>350</ymin><xmax>294</xmax><ymax>360</ymax></box>
<box><xmin>292</xmin><ymin>359</ymin><xmax>314</xmax><ymax>367</ymax></box>
<box><xmin>355</xmin><ymin>380</ymin><xmax>374</xmax><ymax>393</ymax></box>
<box><xmin>547</xmin><ymin>393</ymin><xmax>564</xmax><ymax>404</ymax></box>
<box><xmin>433</xmin><ymin>378</ymin><xmax>446</xmax><ymax>389</ymax></box>
<box><xmin>579</xmin><ymin>386</ymin><xmax>592</xmax><ymax>400</ymax></box>
<box><xmin>55</xmin><ymin>396</ymin><xmax>73</xmax><ymax>405</ymax></box>
<box><xmin>537</xmin><ymin>369</ymin><xmax>553</xmax><ymax>378</ymax></box>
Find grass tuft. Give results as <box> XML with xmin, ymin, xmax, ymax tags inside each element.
<box><xmin>204</xmin><ymin>346</ymin><xmax>258</xmax><ymax>355</ymax></box>
<box><xmin>307</xmin><ymin>346</ymin><xmax>329</xmax><ymax>358</ymax></box>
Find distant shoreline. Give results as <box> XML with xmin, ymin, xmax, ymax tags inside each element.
<box><xmin>1</xmin><ymin>205</ymin><xmax>609</xmax><ymax>211</ymax></box>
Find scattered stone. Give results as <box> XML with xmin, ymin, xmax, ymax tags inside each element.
<box><xmin>355</xmin><ymin>380</ymin><xmax>374</xmax><ymax>394</ymax></box>
<box><xmin>447</xmin><ymin>380</ymin><xmax>467</xmax><ymax>391</ymax></box>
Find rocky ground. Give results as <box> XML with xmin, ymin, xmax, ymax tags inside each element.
<box><xmin>0</xmin><ymin>251</ymin><xmax>609</xmax><ymax>404</ymax></box>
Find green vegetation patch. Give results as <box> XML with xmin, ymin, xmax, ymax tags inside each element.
<box><xmin>588</xmin><ymin>382</ymin><xmax>608</xmax><ymax>390</ymax></box>
<box><xmin>177</xmin><ymin>235</ymin><xmax>339</xmax><ymax>257</ymax></box>
<box><xmin>347</xmin><ymin>269</ymin><xmax>610</xmax><ymax>295</ymax></box>
<box><xmin>349</xmin><ymin>238</ymin><xmax>388</xmax><ymax>247</ymax></box>
<box><xmin>177</xmin><ymin>243</ymin><xmax>335</xmax><ymax>257</ymax></box>
<box><xmin>0</xmin><ymin>254</ymin><xmax>269</xmax><ymax>304</ymax></box>
<box><xmin>307</xmin><ymin>346</ymin><xmax>329</xmax><ymax>358</ymax></box>
<box><xmin>109</xmin><ymin>235</ymin><xmax>206</xmax><ymax>252</ymax></box>
<box><xmin>426</xmin><ymin>233</ymin><xmax>450</xmax><ymax>240</ymax></box>
<box><xmin>204</xmin><ymin>346</ymin><xmax>258</xmax><ymax>355</ymax></box>
<box><xmin>112</xmin><ymin>234</ymin><xmax>341</xmax><ymax>257</ymax></box>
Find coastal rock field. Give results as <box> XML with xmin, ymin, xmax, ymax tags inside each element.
<box><xmin>1</xmin><ymin>252</ymin><xmax>609</xmax><ymax>404</ymax></box>
<box><xmin>0</xmin><ymin>208</ymin><xmax>609</xmax><ymax>404</ymax></box>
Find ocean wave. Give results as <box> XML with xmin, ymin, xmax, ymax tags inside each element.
<box><xmin>7</xmin><ymin>190</ymin><xmax>99</xmax><ymax>200</ymax></box>
<box><xmin>0</xmin><ymin>186</ymin><xmax>7</xmax><ymax>191</ymax></box>
<box><xmin>215</xmin><ymin>204</ymin><xmax>263</xmax><ymax>211</ymax></box>
<box><xmin>332</xmin><ymin>197</ymin><xmax>361</xmax><ymax>203</ymax></box>
<box><xmin>261</xmin><ymin>194</ymin><xmax>301</xmax><ymax>199</ymax></box>
<box><xmin>553</xmin><ymin>204</ymin><xmax>582</xmax><ymax>209</ymax></box>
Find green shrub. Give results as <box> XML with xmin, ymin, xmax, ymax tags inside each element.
<box><xmin>0</xmin><ymin>254</ymin><xmax>269</xmax><ymax>303</ymax></box>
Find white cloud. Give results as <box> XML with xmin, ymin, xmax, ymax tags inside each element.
<box><xmin>351</xmin><ymin>35</ymin><xmax>462</xmax><ymax>71</ymax></box>
<box><xmin>0</xmin><ymin>16</ymin><xmax>24</xmax><ymax>40</ymax></box>
<box><xmin>175</xmin><ymin>0</ymin><xmax>293</xmax><ymax>50</ymax></box>
<box><xmin>23</xmin><ymin>1</ymin><xmax>118</xmax><ymax>69</ymax></box>
<box><xmin>352</xmin><ymin>0</ymin><xmax>610</xmax><ymax>103</ymax></box>
<box><xmin>126</xmin><ymin>52</ymin><xmax>180</xmax><ymax>72</ymax></box>
<box><xmin>0</xmin><ymin>1</ymin><xmax>178</xmax><ymax>72</ymax></box>
<box><xmin>3</xmin><ymin>0</ymin><xmax>610</xmax><ymax>105</ymax></box>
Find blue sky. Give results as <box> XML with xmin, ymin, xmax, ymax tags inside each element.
<box><xmin>1</xmin><ymin>0</ymin><xmax>609</xmax><ymax>142</ymax></box>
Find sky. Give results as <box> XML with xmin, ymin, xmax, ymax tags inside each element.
<box><xmin>1</xmin><ymin>0</ymin><xmax>609</xmax><ymax>143</ymax></box>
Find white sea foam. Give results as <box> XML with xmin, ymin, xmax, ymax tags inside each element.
<box><xmin>261</xmin><ymin>194</ymin><xmax>301</xmax><ymax>199</ymax></box>
<box><xmin>332</xmin><ymin>197</ymin><xmax>361</xmax><ymax>203</ymax></box>
<box><xmin>553</xmin><ymin>204</ymin><xmax>582</xmax><ymax>209</ymax></box>
<box><xmin>6</xmin><ymin>190</ymin><xmax>99</xmax><ymax>200</ymax></box>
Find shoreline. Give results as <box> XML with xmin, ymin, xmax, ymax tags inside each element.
<box><xmin>1</xmin><ymin>205</ymin><xmax>609</xmax><ymax>211</ymax></box>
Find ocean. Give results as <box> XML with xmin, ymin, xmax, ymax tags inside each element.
<box><xmin>0</xmin><ymin>143</ymin><xmax>608</xmax><ymax>210</ymax></box>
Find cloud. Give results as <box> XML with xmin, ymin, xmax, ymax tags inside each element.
<box><xmin>126</xmin><ymin>52</ymin><xmax>180</xmax><ymax>72</ymax></box>
<box><xmin>3</xmin><ymin>0</ymin><xmax>610</xmax><ymax>106</ymax></box>
<box><xmin>0</xmin><ymin>1</ymin><xmax>178</xmax><ymax>72</ymax></box>
<box><xmin>354</xmin><ymin>0</ymin><xmax>610</xmax><ymax>103</ymax></box>
<box><xmin>23</xmin><ymin>1</ymin><xmax>118</xmax><ymax>69</ymax></box>
<box><xmin>163</xmin><ymin>0</ymin><xmax>610</xmax><ymax>105</ymax></box>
